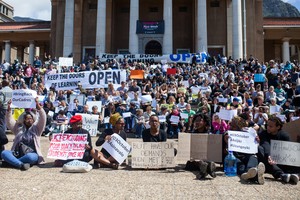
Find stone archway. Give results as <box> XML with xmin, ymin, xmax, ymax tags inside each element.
<box><xmin>145</xmin><ymin>40</ymin><xmax>162</xmax><ymax>55</ymax></box>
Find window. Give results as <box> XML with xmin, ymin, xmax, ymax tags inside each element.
<box><xmin>177</xmin><ymin>49</ymin><xmax>190</xmax><ymax>54</ymax></box>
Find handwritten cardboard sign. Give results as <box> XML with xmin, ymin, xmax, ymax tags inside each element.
<box><xmin>102</xmin><ymin>134</ymin><xmax>131</xmax><ymax>164</ymax></box>
<box><xmin>271</xmin><ymin>140</ymin><xmax>300</xmax><ymax>167</ymax></box>
<box><xmin>131</xmin><ymin>142</ymin><xmax>175</xmax><ymax>169</ymax></box>
<box><xmin>177</xmin><ymin>133</ymin><xmax>223</xmax><ymax>164</ymax></box>
<box><xmin>282</xmin><ymin>119</ymin><xmax>300</xmax><ymax>142</ymax></box>
<box><xmin>47</xmin><ymin>133</ymin><xmax>87</xmax><ymax>160</ymax></box>
<box><xmin>228</xmin><ymin>131</ymin><xmax>258</xmax><ymax>154</ymax></box>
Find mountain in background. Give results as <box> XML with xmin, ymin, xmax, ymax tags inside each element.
<box><xmin>264</xmin><ymin>0</ymin><xmax>300</xmax><ymax>17</ymax></box>
<box><xmin>13</xmin><ymin>16</ymin><xmax>45</xmax><ymax>22</ymax></box>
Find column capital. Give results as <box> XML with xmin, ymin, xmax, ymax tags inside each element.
<box><xmin>28</xmin><ymin>40</ymin><xmax>35</xmax><ymax>44</ymax></box>
<box><xmin>282</xmin><ymin>37</ymin><xmax>291</xmax><ymax>42</ymax></box>
<box><xmin>3</xmin><ymin>40</ymin><xmax>10</xmax><ymax>43</ymax></box>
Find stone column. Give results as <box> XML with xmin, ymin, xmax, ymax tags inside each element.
<box><xmin>163</xmin><ymin>0</ymin><xmax>173</xmax><ymax>54</ymax></box>
<box><xmin>196</xmin><ymin>0</ymin><xmax>207</xmax><ymax>52</ymax></box>
<box><xmin>63</xmin><ymin>0</ymin><xmax>74</xmax><ymax>57</ymax></box>
<box><xmin>129</xmin><ymin>0</ymin><xmax>139</xmax><ymax>54</ymax></box>
<box><xmin>232</xmin><ymin>0</ymin><xmax>243</xmax><ymax>59</ymax></box>
<box><xmin>96</xmin><ymin>0</ymin><xmax>106</xmax><ymax>55</ymax></box>
<box><xmin>282</xmin><ymin>38</ymin><xmax>290</xmax><ymax>63</ymax></box>
<box><xmin>29</xmin><ymin>41</ymin><xmax>35</xmax><ymax>65</ymax></box>
<box><xmin>4</xmin><ymin>40</ymin><xmax>11</xmax><ymax>63</ymax></box>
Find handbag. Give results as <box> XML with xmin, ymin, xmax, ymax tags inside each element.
<box><xmin>13</xmin><ymin>142</ymin><xmax>35</xmax><ymax>158</ymax></box>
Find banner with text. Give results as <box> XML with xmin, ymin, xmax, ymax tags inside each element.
<box><xmin>12</xmin><ymin>89</ymin><xmax>37</xmax><ymax>108</ymax></box>
<box><xmin>131</xmin><ymin>142</ymin><xmax>175</xmax><ymax>169</ymax></box>
<box><xmin>228</xmin><ymin>131</ymin><xmax>258</xmax><ymax>154</ymax></box>
<box><xmin>271</xmin><ymin>140</ymin><xmax>300</xmax><ymax>167</ymax></box>
<box><xmin>45</xmin><ymin>70</ymin><xmax>126</xmax><ymax>90</ymax></box>
<box><xmin>177</xmin><ymin>133</ymin><xmax>223</xmax><ymax>164</ymax></box>
<box><xmin>76</xmin><ymin>113</ymin><xmax>99</xmax><ymax>137</ymax></box>
<box><xmin>102</xmin><ymin>133</ymin><xmax>131</xmax><ymax>164</ymax></box>
<box><xmin>98</xmin><ymin>53</ymin><xmax>207</xmax><ymax>64</ymax></box>
<box><xmin>47</xmin><ymin>133</ymin><xmax>87</xmax><ymax>160</ymax></box>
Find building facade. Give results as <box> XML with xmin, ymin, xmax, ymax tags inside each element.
<box><xmin>0</xmin><ymin>1</ymin><xmax>14</xmax><ymax>22</ymax></box>
<box><xmin>50</xmin><ymin>0</ymin><xmax>264</xmax><ymax>63</ymax></box>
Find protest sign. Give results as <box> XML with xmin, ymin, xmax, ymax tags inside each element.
<box><xmin>69</xmin><ymin>94</ymin><xmax>85</xmax><ymax>106</ymax></box>
<box><xmin>218</xmin><ymin>109</ymin><xmax>237</xmax><ymax>121</ymax></box>
<box><xmin>283</xmin><ymin>119</ymin><xmax>300</xmax><ymax>142</ymax></box>
<box><xmin>170</xmin><ymin>115</ymin><xmax>180</xmax><ymax>124</ymax></box>
<box><xmin>167</xmin><ymin>68</ymin><xmax>176</xmax><ymax>75</ymax></box>
<box><xmin>130</xmin><ymin>70</ymin><xmax>144</xmax><ymax>79</ymax></box>
<box><xmin>228</xmin><ymin>131</ymin><xmax>258</xmax><ymax>154</ymax></box>
<box><xmin>269</xmin><ymin>105</ymin><xmax>281</xmax><ymax>114</ymax></box>
<box><xmin>271</xmin><ymin>140</ymin><xmax>300</xmax><ymax>167</ymax></box>
<box><xmin>76</xmin><ymin>114</ymin><xmax>99</xmax><ymax>136</ymax></box>
<box><xmin>11</xmin><ymin>89</ymin><xmax>37</xmax><ymax>108</ymax></box>
<box><xmin>141</xmin><ymin>95</ymin><xmax>152</xmax><ymax>103</ymax></box>
<box><xmin>254</xmin><ymin>74</ymin><xmax>265</xmax><ymax>82</ymax></box>
<box><xmin>122</xmin><ymin>112</ymin><xmax>131</xmax><ymax>118</ymax></box>
<box><xmin>218</xmin><ymin>97</ymin><xmax>228</xmax><ymax>103</ymax></box>
<box><xmin>45</xmin><ymin>70</ymin><xmax>126</xmax><ymax>90</ymax></box>
<box><xmin>180</xmin><ymin>112</ymin><xmax>189</xmax><ymax>119</ymax></box>
<box><xmin>86</xmin><ymin>101</ymin><xmax>102</xmax><ymax>112</ymax></box>
<box><xmin>47</xmin><ymin>133</ymin><xmax>87</xmax><ymax>160</ymax></box>
<box><xmin>102</xmin><ymin>134</ymin><xmax>131</xmax><ymax>164</ymax></box>
<box><xmin>177</xmin><ymin>133</ymin><xmax>223</xmax><ymax>164</ymax></box>
<box><xmin>158</xmin><ymin>115</ymin><xmax>166</xmax><ymax>123</ymax></box>
<box><xmin>59</xmin><ymin>57</ymin><xmax>73</xmax><ymax>66</ymax></box>
<box><xmin>131</xmin><ymin>142</ymin><xmax>175</xmax><ymax>169</ymax></box>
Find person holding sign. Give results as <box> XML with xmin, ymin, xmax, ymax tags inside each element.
<box><xmin>224</xmin><ymin>116</ymin><xmax>265</xmax><ymax>185</ymax></box>
<box><xmin>142</xmin><ymin>115</ymin><xmax>167</xmax><ymax>142</ymax></box>
<box><xmin>258</xmin><ymin>116</ymin><xmax>299</xmax><ymax>184</ymax></box>
<box><xmin>94</xmin><ymin>113</ymin><xmax>126</xmax><ymax>169</ymax></box>
<box><xmin>190</xmin><ymin>113</ymin><xmax>210</xmax><ymax>134</ymax></box>
<box><xmin>1</xmin><ymin>98</ymin><xmax>46</xmax><ymax>170</ymax></box>
<box><xmin>0</xmin><ymin>93</ymin><xmax>8</xmax><ymax>160</ymax></box>
<box><xmin>52</xmin><ymin>115</ymin><xmax>93</xmax><ymax>167</ymax></box>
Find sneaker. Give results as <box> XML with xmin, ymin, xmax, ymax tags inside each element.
<box><xmin>207</xmin><ymin>161</ymin><xmax>217</xmax><ymax>178</ymax></box>
<box><xmin>241</xmin><ymin>167</ymin><xmax>257</xmax><ymax>181</ymax></box>
<box><xmin>21</xmin><ymin>163</ymin><xmax>30</xmax><ymax>171</ymax></box>
<box><xmin>281</xmin><ymin>173</ymin><xmax>291</xmax><ymax>183</ymax></box>
<box><xmin>290</xmin><ymin>174</ymin><xmax>299</xmax><ymax>185</ymax></box>
<box><xmin>257</xmin><ymin>162</ymin><xmax>265</xmax><ymax>185</ymax></box>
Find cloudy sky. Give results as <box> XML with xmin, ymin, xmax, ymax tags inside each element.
<box><xmin>3</xmin><ymin>0</ymin><xmax>300</xmax><ymax>21</ymax></box>
<box><xmin>5</xmin><ymin>0</ymin><xmax>51</xmax><ymax>20</ymax></box>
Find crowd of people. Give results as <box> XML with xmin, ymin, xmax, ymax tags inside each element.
<box><xmin>0</xmin><ymin>53</ymin><xmax>299</xmax><ymax>185</ymax></box>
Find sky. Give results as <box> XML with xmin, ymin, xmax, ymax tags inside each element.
<box><xmin>3</xmin><ymin>0</ymin><xmax>300</xmax><ymax>21</ymax></box>
<box><xmin>5</xmin><ymin>0</ymin><xmax>51</xmax><ymax>21</ymax></box>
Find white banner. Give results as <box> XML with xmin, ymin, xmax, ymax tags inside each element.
<box><xmin>76</xmin><ymin>113</ymin><xmax>99</xmax><ymax>137</ymax></box>
<box><xmin>47</xmin><ymin>133</ymin><xmax>87</xmax><ymax>160</ymax></box>
<box><xmin>131</xmin><ymin>142</ymin><xmax>175</xmax><ymax>169</ymax></box>
<box><xmin>45</xmin><ymin>70</ymin><xmax>127</xmax><ymax>90</ymax></box>
<box><xmin>12</xmin><ymin>89</ymin><xmax>37</xmax><ymax>108</ymax></box>
<box><xmin>102</xmin><ymin>133</ymin><xmax>131</xmax><ymax>164</ymax></box>
<box><xmin>59</xmin><ymin>57</ymin><xmax>73</xmax><ymax>66</ymax></box>
<box><xmin>271</xmin><ymin>140</ymin><xmax>300</xmax><ymax>167</ymax></box>
<box><xmin>98</xmin><ymin>53</ymin><xmax>207</xmax><ymax>64</ymax></box>
<box><xmin>228</xmin><ymin>131</ymin><xmax>258</xmax><ymax>154</ymax></box>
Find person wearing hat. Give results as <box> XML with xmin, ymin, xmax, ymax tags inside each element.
<box><xmin>95</xmin><ymin>113</ymin><xmax>126</xmax><ymax>169</ymax></box>
<box><xmin>1</xmin><ymin>98</ymin><xmax>46</xmax><ymax>170</ymax></box>
<box><xmin>52</xmin><ymin>115</ymin><xmax>93</xmax><ymax>167</ymax></box>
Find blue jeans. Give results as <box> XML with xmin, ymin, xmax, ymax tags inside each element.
<box><xmin>168</xmin><ymin>125</ymin><xmax>179</xmax><ymax>138</ymax></box>
<box><xmin>135</xmin><ymin>124</ymin><xmax>145</xmax><ymax>138</ymax></box>
<box><xmin>1</xmin><ymin>150</ymin><xmax>38</xmax><ymax>168</ymax></box>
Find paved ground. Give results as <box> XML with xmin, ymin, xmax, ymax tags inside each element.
<box><xmin>0</xmin><ymin>134</ymin><xmax>299</xmax><ymax>200</ymax></box>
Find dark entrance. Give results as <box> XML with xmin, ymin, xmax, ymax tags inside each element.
<box><xmin>145</xmin><ymin>40</ymin><xmax>162</xmax><ymax>55</ymax></box>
